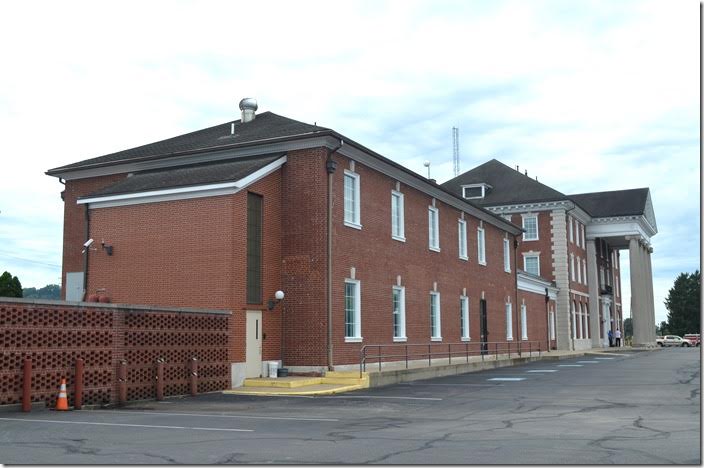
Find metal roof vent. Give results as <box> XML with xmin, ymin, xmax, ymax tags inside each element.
<box><xmin>239</xmin><ymin>98</ymin><xmax>258</xmax><ymax>123</ymax></box>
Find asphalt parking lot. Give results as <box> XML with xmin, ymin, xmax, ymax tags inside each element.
<box><xmin>0</xmin><ymin>348</ymin><xmax>699</xmax><ymax>464</ymax></box>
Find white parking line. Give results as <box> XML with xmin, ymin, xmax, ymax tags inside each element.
<box><xmin>95</xmin><ymin>409</ymin><xmax>339</xmax><ymax>422</ymax></box>
<box><xmin>558</xmin><ymin>364</ymin><xmax>583</xmax><ymax>367</ymax></box>
<box><xmin>488</xmin><ymin>377</ymin><xmax>526</xmax><ymax>381</ymax></box>
<box><xmin>525</xmin><ymin>370</ymin><xmax>557</xmax><ymax>373</ymax></box>
<box><xmin>318</xmin><ymin>395</ymin><xmax>443</xmax><ymax>401</ymax></box>
<box><xmin>401</xmin><ymin>383</ymin><xmax>500</xmax><ymax>387</ymax></box>
<box><xmin>0</xmin><ymin>417</ymin><xmax>252</xmax><ymax>432</ymax></box>
<box><xmin>593</xmin><ymin>357</ymin><xmax>614</xmax><ymax>360</ymax></box>
<box><xmin>577</xmin><ymin>361</ymin><xmax>600</xmax><ymax>363</ymax></box>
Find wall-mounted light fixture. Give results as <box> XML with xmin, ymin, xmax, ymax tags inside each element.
<box><xmin>268</xmin><ymin>290</ymin><xmax>285</xmax><ymax>310</ymax></box>
<box><xmin>101</xmin><ymin>240</ymin><xmax>113</xmax><ymax>256</ymax></box>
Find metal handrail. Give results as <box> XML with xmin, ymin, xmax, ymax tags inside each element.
<box><xmin>359</xmin><ymin>340</ymin><xmax>544</xmax><ymax>377</ymax></box>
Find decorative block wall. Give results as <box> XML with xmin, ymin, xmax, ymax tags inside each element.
<box><xmin>0</xmin><ymin>299</ymin><xmax>230</xmax><ymax>407</ymax></box>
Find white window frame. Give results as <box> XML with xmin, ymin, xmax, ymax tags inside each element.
<box><xmin>428</xmin><ymin>206</ymin><xmax>440</xmax><ymax>252</ymax></box>
<box><xmin>458</xmin><ymin>219</ymin><xmax>468</xmax><ymax>260</ymax></box>
<box><xmin>582</xmin><ymin>302</ymin><xmax>589</xmax><ymax>339</ymax></box>
<box><xmin>344</xmin><ymin>279</ymin><xmax>362</xmax><ymax>342</ymax></box>
<box><xmin>571</xmin><ymin>301</ymin><xmax>577</xmax><ymax>339</ymax></box>
<box><xmin>477</xmin><ymin>227</ymin><xmax>486</xmax><ymax>265</ymax></box>
<box><xmin>583</xmin><ymin>260</ymin><xmax>588</xmax><ymax>286</ymax></box>
<box><xmin>503</xmin><ymin>238</ymin><xmax>511</xmax><ymax>272</ymax></box>
<box><xmin>505</xmin><ymin>302</ymin><xmax>513</xmax><ymax>341</ymax></box>
<box><xmin>523</xmin><ymin>253</ymin><xmax>540</xmax><ymax>276</ymax></box>
<box><xmin>391</xmin><ymin>190</ymin><xmax>405</xmax><ymax>242</ymax></box>
<box><xmin>522</xmin><ymin>214</ymin><xmax>538</xmax><ymax>241</ymax></box>
<box><xmin>570</xmin><ymin>254</ymin><xmax>576</xmax><ymax>281</ymax></box>
<box><xmin>461</xmin><ymin>183</ymin><xmax>491</xmax><ymax>200</ymax></box>
<box><xmin>569</xmin><ymin>216</ymin><xmax>574</xmax><ymax>243</ymax></box>
<box><xmin>460</xmin><ymin>295</ymin><xmax>470</xmax><ymax>341</ymax></box>
<box><xmin>581</xmin><ymin>224</ymin><xmax>586</xmax><ymax>248</ymax></box>
<box><xmin>430</xmin><ymin>291</ymin><xmax>442</xmax><ymax>341</ymax></box>
<box><xmin>520</xmin><ymin>304</ymin><xmax>528</xmax><ymax>340</ymax></box>
<box><xmin>343</xmin><ymin>170</ymin><xmax>361</xmax><ymax>229</ymax></box>
<box><xmin>576</xmin><ymin>256</ymin><xmax>582</xmax><ymax>284</ymax></box>
<box><xmin>549</xmin><ymin>309</ymin><xmax>555</xmax><ymax>340</ymax></box>
<box><xmin>392</xmin><ymin>286</ymin><xmax>406</xmax><ymax>342</ymax></box>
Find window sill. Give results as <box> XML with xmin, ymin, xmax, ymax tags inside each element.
<box><xmin>522</xmin><ymin>238</ymin><xmax>539</xmax><ymax>242</ymax></box>
<box><xmin>521</xmin><ymin>337</ymin><xmax>528</xmax><ymax>341</ymax></box>
<box><xmin>461</xmin><ymin>337</ymin><xmax>471</xmax><ymax>342</ymax></box>
<box><xmin>459</xmin><ymin>255</ymin><xmax>468</xmax><ymax>261</ymax></box>
<box><xmin>392</xmin><ymin>235</ymin><xmax>406</xmax><ymax>242</ymax></box>
<box><xmin>393</xmin><ymin>337</ymin><xmax>408</xmax><ymax>342</ymax></box>
<box><xmin>504</xmin><ymin>269</ymin><xmax>511</xmax><ymax>273</ymax></box>
<box><xmin>478</xmin><ymin>261</ymin><xmax>487</xmax><ymax>266</ymax></box>
<box><xmin>345</xmin><ymin>337</ymin><xmax>363</xmax><ymax>343</ymax></box>
<box><xmin>429</xmin><ymin>246</ymin><xmax>441</xmax><ymax>252</ymax></box>
<box><xmin>506</xmin><ymin>337</ymin><xmax>514</xmax><ymax>341</ymax></box>
<box><xmin>431</xmin><ymin>337</ymin><xmax>443</xmax><ymax>342</ymax></box>
<box><xmin>344</xmin><ymin>221</ymin><xmax>363</xmax><ymax>230</ymax></box>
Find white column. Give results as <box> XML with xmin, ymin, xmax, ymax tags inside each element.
<box><xmin>645</xmin><ymin>246</ymin><xmax>657</xmax><ymax>343</ymax></box>
<box><xmin>587</xmin><ymin>239</ymin><xmax>602</xmax><ymax>348</ymax></box>
<box><xmin>629</xmin><ymin>236</ymin><xmax>653</xmax><ymax>346</ymax></box>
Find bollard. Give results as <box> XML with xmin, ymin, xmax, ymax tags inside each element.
<box><xmin>155</xmin><ymin>359</ymin><xmax>164</xmax><ymax>401</ymax></box>
<box><xmin>117</xmin><ymin>360</ymin><xmax>127</xmax><ymax>405</ymax></box>
<box><xmin>74</xmin><ymin>358</ymin><xmax>84</xmax><ymax>410</ymax></box>
<box><xmin>22</xmin><ymin>357</ymin><xmax>32</xmax><ymax>412</ymax></box>
<box><xmin>189</xmin><ymin>357</ymin><xmax>198</xmax><ymax>397</ymax></box>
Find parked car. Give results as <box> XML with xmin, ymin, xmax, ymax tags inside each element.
<box><xmin>656</xmin><ymin>335</ymin><xmax>694</xmax><ymax>347</ymax></box>
<box><xmin>683</xmin><ymin>334</ymin><xmax>701</xmax><ymax>347</ymax></box>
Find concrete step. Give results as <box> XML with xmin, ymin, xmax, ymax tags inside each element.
<box><xmin>243</xmin><ymin>377</ymin><xmax>322</xmax><ymax>388</ymax></box>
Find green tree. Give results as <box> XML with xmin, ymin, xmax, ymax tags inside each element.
<box><xmin>656</xmin><ymin>320</ymin><xmax>669</xmax><ymax>336</ymax></box>
<box><xmin>664</xmin><ymin>270</ymin><xmax>700</xmax><ymax>336</ymax></box>
<box><xmin>623</xmin><ymin>317</ymin><xmax>633</xmax><ymax>337</ymax></box>
<box><xmin>22</xmin><ymin>284</ymin><xmax>60</xmax><ymax>299</ymax></box>
<box><xmin>0</xmin><ymin>271</ymin><xmax>23</xmax><ymax>298</ymax></box>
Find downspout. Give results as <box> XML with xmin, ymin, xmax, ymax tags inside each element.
<box><xmin>82</xmin><ymin>204</ymin><xmax>90</xmax><ymax>301</ymax></box>
<box><xmin>513</xmin><ymin>234</ymin><xmax>520</xmax><ymax>347</ymax></box>
<box><xmin>326</xmin><ymin>140</ymin><xmax>343</xmax><ymax>371</ymax></box>
<box><xmin>545</xmin><ymin>287</ymin><xmax>551</xmax><ymax>351</ymax></box>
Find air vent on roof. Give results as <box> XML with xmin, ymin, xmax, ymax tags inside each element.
<box><xmin>239</xmin><ymin>98</ymin><xmax>258</xmax><ymax>123</ymax></box>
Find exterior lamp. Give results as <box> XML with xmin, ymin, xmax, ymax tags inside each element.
<box><xmin>268</xmin><ymin>290</ymin><xmax>285</xmax><ymax>310</ymax></box>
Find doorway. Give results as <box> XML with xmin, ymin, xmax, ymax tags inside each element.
<box><xmin>246</xmin><ymin>310</ymin><xmax>263</xmax><ymax>378</ymax></box>
<box><xmin>480</xmin><ymin>299</ymin><xmax>488</xmax><ymax>355</ymax></box>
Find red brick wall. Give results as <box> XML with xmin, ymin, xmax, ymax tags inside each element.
<box><xmin>0</xmin><ymin>299</ymin><xmax>230</xmax><ymax>407</ymax></box>
<box><xmin>330</xmin><ymin>154</ymin><xmax>517</xmax><ymax>365</ymax></box>
<box><xmin>504</xmin><ymin>212</ymin><xmax>553</xmax><ymax>281</ymax></box>
<box><xmin>61</xmin><ymin>175</ymin><xmax>125</xmax><ymax>299</ymax></box>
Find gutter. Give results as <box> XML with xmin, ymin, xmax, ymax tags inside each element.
<box><xmin>326</xmin><ymin>140</ymin><xmax>343</xmax><ymax>371</ymax></box>
<box><xmin>82</xmin><ymin>205</ymin><xmax>90</xmax><ymax>301</ymax></box>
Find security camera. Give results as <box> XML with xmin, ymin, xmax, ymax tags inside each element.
<box><xmin>83</xmin><ymin>239</ymin><xmax>94</xmax><ymax>247</ymax></box>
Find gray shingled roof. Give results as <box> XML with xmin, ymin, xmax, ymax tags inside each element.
<box><xmin>441</xmin><ymin>159</ymin><xmax>567</xmax><ymax>205</ymax></box>
<box><xmin>82</xmin><ymin>153</ymin><xmax>284</xmax><ymax>198</ymax></box>
<box><xmin>569</xmin><ymin>188</ymin><xmax>650</xmax><ymax>218</ymax></box>
<box><xmin>48</xmin><ymin>112</ymin><xmax>326</xmax><ymax>173</ymax></box>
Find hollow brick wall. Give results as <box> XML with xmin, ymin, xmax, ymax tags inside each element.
<box><xmin>0</xmin><ymin>300</ymin><xmax>230</xmax><ymax>406</ymax></box>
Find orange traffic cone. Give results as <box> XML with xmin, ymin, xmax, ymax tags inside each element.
<box><xmin>55</xmin><ymin>378</ymin><xmax>69</xmax><ymax>411</ymax></box>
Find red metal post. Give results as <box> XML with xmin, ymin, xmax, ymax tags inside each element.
<box><xmin>74</xmin><ymin>358</ymin><xmax>84</xmax><ymax>410</ymax></box>
<box><xmin>155</xmin><ymin>359</ymin><xmax>164</xmax><ymax>401</ymax></box>
<box><xmin>117</xmin><ymin>360</ymin><xmax>127</xmax><ymax>404</ymax></box>
<box><xmin>22</xmin><ymin>357</ymin><xmax>31</xmax><ymax>412</ymax></box>
<box><xmin>189</xmin><ymin>357</ymin><xmax>198</xmax><ymax>397</ymax></box>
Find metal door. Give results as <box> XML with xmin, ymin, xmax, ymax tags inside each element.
<box><xmin>245</xmin><ymin>311</ymin><xmax>263</xmax><ymax>378</ymax></box>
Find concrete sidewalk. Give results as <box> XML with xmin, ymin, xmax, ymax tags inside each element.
<box><xmin>224</xmin><ymin>346</ymin><xmax>648</xmax><ymax>397</ymax></box>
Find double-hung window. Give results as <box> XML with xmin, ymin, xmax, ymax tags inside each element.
<box><xmin>477</xmin><ymin>227</ymin><xmax>486</xmax><ymax>265</ymax></box>
<box><xmin>503</xmin><ymin>238</ymin><xmax>511</xmax><ymax>272</ymax></box>
<box><xmin>524</xmin><ymin>254</ymin><xmax>540</xmax><ymax>276</ymax></box>
<box><xmin>458</xmin><ymin>219</ymin><xmax>468</xmax><ymax>260</ymax></box>
<box><xmin>520</xmin><ymin>304</ymin><xmax>528</xmax><ymax>340</ymax></box>
<box><xmin>505</xmin><ymin>302</ymin><xmax>513</xmax><ymax>340</ymax></box>
<box><xmin>568</xmin><ymin>216</ymin><xmax>574</xmax><ymax>243</ymax></box>
<box><xmin>392</xmin><ymin>286</ymin><xmax>406</xmax><ymax>341</ymax></box>
<box><xmin>344</xmin><ymin>279</ymin><xmax>361</xmax><ymax>341</ymax></box>
<box><xmin>570</xmin><ymin>254</ymin><xmax>576</xmax><ymax>281</ymax></box>
<box><xmin>430</xmin><ymin>292</ymin><xmax>442</xmax><ymax>340</ymax></box>
<box><xmin>583</xmin><ymin>260</ymin><xmax>588</xmax><ymax>286</ymax></box>
<box><xmin>460</xmin><ymin>296</ymin><xmax>470</xmax><ymax>340</ymax></box>
<box><xmin>522</xmin><ymin>215</ymin><xmax>538</xmax><ymax>241</ymax></box>
<box><xmin>576</xmin><ymin>256</ymin><xmax>582</xmax><ymax>283</ymax></box>
<box><xmin>344</xmin><ymin>170</ymin><xmax>361</xmax><ymax>229</ymax></box>
<box><xmin>428</xmin><ymin>206</ymin><xmax>440</xmax><ymax>251</ymax></box>
<box><xmin>391</xmin><ymin>191</ymin><xmax>405</xmax><ymax>241</ymax></box>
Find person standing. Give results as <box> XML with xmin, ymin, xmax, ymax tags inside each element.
<box><xmin>608</xmin><ymin>329</ymin><xmax>614</xmax><ymax>347</ymax></box>
<box><xmin>614</xmin><ymin>329</ymin><xmax>622</xmax><ymax>347</ymax></box>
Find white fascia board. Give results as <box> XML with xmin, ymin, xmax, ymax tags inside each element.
<box><xmin>80</xmin><ymin>155</ymin><xmax>287</xmax><ymax>209</ymax></box>
<box><xmin>487</xmin><ymin>200</ymin><xmax>572</xmax><ymax>214</ymax></box>
<box><xmin>337</xmin><ymin>145</ymin><xmax>521</xmax><ymax>235</ymax></box>
<box><xmin>54</xmin><ymin>136</ymin><xmax>336</xmax><ymax>181</ymax></box>
<box><xmin>585</xmin><ymin>217</ymin><xmax>652</xmax><ymax>242</ymax></box>
<box><xmin>518</xmin><ymin>272</ymin><xmax>558</xmax><ymax>299</ymax></box>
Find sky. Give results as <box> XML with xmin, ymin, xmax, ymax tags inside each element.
<box><xmin>0</xmin><ymin>0</ymin><xmax>699</xmax><ymax>325</ymax></box>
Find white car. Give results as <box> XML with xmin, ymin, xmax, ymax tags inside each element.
<box><xmin>656</xmin><ymin>335</ymin><xmax>694</xmax><ymax>347</ymax></box>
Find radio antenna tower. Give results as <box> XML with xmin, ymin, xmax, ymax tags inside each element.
<box><xmin>452</xmin><ymin>127</ymin><xmax>460</xmax><ymax>177</ymax></box>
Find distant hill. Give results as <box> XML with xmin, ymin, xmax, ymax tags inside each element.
<box><xmin>22</xmin><ymin>284</ymin><xmax>61</xmax><ymax>300</ymax></box>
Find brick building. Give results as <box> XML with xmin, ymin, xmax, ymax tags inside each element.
<box><xmin>52</xmin><ymin>99</ymin><xmax>650</xmax><ymax>385</ymax></box>
<box><xmin>442</xmin><ymin>159</ymin><xmax>658</xmax><ymax>350</ymax></box>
